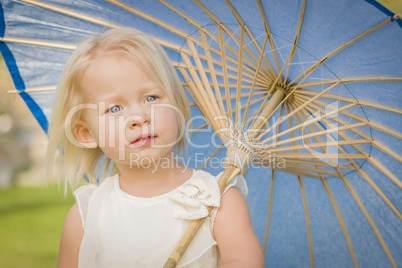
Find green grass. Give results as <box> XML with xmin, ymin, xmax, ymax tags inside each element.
<box><xmin>0</xmin><ymin>185</ymin><xmax>75</xmax><ymax>268</ymax></box>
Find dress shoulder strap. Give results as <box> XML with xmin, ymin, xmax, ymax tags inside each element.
<box><xmin>73</xmin><ymin>184</ymin><xmax>98</xmax><ymax>230</ymax></box>
<box><xmin>221</xmin><ymin>173</ymin><xmax>248</xmax><ymax>198</ymax></box>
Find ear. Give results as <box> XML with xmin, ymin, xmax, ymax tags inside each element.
<box><xmin>74</xmin><ymin>120</ymin><xmax>98</xmax><ymax>149</ymax></box>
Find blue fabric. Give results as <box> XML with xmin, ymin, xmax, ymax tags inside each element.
<box><xmin>0</xmin><ymin>2</ymin><xmax>5</xmax><ymax>37</ymax></box>
<box><xmin>0</xmin><ymin>41</ymin><xmax>49</xmax><ymax>132</ymax></box>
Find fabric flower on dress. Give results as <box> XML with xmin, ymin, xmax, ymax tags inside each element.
<box><xmin>171</xmin><ymin>176</ymin><xmax>220</xmax><ymax>220</ymax></box>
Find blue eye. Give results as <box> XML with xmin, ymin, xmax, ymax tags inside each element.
<box><xmin>145</xmin><ymin>96</ymin><xmax>157</xmax><ymax>102</ymax></box>
<box><xmin>108</xmin><ymin>105</ymin><xmax>122</xmax><ymax>113</ymax></box>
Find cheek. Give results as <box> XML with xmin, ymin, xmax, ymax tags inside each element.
<box><xmin>97</xmin><ymin>117</ymin><xmax>121</xmax><ymax>145</ymax></box>
<box><xmin>153</xmin><ymin>108</ymin><xmax>180</xmax><ymax>136</ymax></box>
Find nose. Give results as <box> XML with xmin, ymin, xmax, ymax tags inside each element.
<box><xmin>127</xmin><ymin>115</ymin><xmax>148</xmax><ymax>129</ymax></box>
<box><xmin>124</xmin><ymin>104</ymin><xmax>151</xmax><ymax>129</ymax></box>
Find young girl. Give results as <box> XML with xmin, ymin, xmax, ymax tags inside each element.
<box><xmin>46</xmin><ymin>28</ymin><xmax>264</xmax><ymax>268</ymax></box>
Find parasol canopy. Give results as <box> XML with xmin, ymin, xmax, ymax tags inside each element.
<box><xmin>1</xmin><ymin>0</ymin><xmax>401</xmax><ymax>267</ymax></box>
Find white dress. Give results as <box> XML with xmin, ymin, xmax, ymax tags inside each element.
<box><xmin>74</xmin><ymin>169</ymin><xmax>247</xmax><ymax>268</ymax></box>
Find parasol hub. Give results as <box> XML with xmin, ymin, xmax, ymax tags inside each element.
<box><xmin>270</xmin><ymin>80</ymin><xmax>294</xmax><ymax>103</ymax></box>
<box><xmin>223</xmin><ymin>130</ymin><xmax>267</xmax><ymax>172</ymax></box>
<box><xmin>224</xmin><ymin>144</ymin><xmax>252</xmax><ymax>172</ymax></box>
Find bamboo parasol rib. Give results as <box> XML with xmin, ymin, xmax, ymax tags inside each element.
<box><xmin>287</xmin><ymin>101</ymin><xmax>397</xmax><ymax>266</ymax></box>
<box><xmin>223</xmin><ymin>0</ymin><xmax>278</xmax><ymax>80</ymax></box>
<box><xmin>298</xmin><ymin>76</ymin><xmax>402</xmax><ymax>87</ymax></box>
<box><xmin>296</xmin><ymin>89</ymin><xmax>402</xmax><ymax>114</ymax></box>
<box><xmin>192</xmin><ymin>0</ymin><xmax>275</xmax><ymax>79</ymax></box>
<box><xmin>292</xmin><ymin>100</ymin><xmax>402</xmax><ymax>221</ymax></box>
<box><xmin>285</xmin><ymin>102</ymin><xmax>355</xmax><ymax>267</ymax></box>
<box><xmin>297</xmin><ymin>96</ymin><xmax>402</xmax><ymax>167</ymax></box>
<box><xmin>289</xmin><ymin>17</ymin><xmax>394</xmax><ymax>85</ymax></box>
<box><xmin>0</xmin><ymin>36</ymin><xmax>76</xmax><ymax>50</ymax></box>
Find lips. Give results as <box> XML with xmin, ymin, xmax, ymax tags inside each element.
<box><xmin>130</xmin><ymin>135</ymin><xmax>155</xmax><ymax>147</ymax></box>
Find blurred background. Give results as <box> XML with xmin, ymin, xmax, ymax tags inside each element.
<box><xmin>0</xmin><ymin>1</ymin><xmax>401</xmax><ymax>267</ymax></box>
<box><xmin>0</xmin><ymin>57</ymin><xmax>74</xmax><ymax>267</ymax></box>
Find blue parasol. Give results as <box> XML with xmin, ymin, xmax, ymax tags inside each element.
<box><xmin>1</xmin><ymin>0</ymin><xmax>401</xmax><ymax>267</ymax></box>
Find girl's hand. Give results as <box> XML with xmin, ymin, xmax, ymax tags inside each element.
<box><xmin>214</xmin><ymin>188</ymin><xmax>265</xmax><ymax>268</ymax></box>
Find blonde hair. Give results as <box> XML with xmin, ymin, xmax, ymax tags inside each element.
<box><xmin>45</xmin><ymin>28</ymin><xmax>190</xmax><ymax>189</ymax></box>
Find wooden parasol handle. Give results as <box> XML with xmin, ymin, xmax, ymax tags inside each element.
<box><xmin>164</xmin><ymin>164</ymin><xmax>241</xmax><ymax>268</ymax></box>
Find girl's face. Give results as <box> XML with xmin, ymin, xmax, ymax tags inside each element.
<box><xmin>78</xmin><ymin>52</ymin><xmax>181</xmax><ymax>168</ymax></box>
